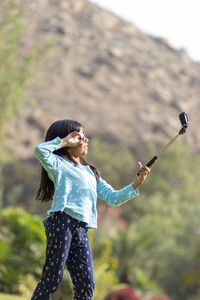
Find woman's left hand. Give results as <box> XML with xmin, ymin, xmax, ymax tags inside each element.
<box><xmin>132</xmin><ymin>161</ymin><xmax>152</xmax><ymax>190</ymax></box>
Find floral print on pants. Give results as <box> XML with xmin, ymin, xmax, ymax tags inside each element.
<box><xmin>31</xmin><ymin>212</ymin><xmax>95</xmax><ymax>300</ymax></box>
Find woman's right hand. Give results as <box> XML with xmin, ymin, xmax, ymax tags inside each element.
<box><xmin>61</xmin><ymin>131</ymin><xmax>84</xmax><ymax>148</ymax></box>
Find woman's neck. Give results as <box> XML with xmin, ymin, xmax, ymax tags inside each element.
<box><xmin>71</xmin><ymin>156</ymin><xmax>81</xmax><ymax>164</ymax></box>
<box><xmin>63</xmin><ymin>154</ymin><xmax>81</xmax><ymax>164</ymax></box>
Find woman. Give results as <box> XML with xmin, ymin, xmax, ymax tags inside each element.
<box><xmin>31</xmin><ymin>119</ymin><xmax>152</xmax><ymax>300</ymax></box>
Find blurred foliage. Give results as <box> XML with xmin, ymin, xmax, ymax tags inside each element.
<box><xmin>104</xmin><ymin>285</ymin><xmax>141</xmax><ymax>300</ymax></box>
<box><xmin>0</xmin><ymin>293</ymin><xmax>26</xmax><ymax>300</ymax></box>
<box><xmin>1</xmin><ymin>158</ymin><xmax>50</xmax><ymax>215</ymax></box>
<box><xmin>87</xmin><ymin>137</ymin><xmax>136</xmax><ymax>188</ymax></box>
<box><xmin>135</xmin><ymin>142</ymin><xmax>200</xmax><ymax>300</ymax></box>
<box><xmin>0</xmin><ymin>207</ymin><xmax>119</xmax><ymax>300</ymax></box>
<box><xmin>89</xmin><ymin>230</ymin><xmax>119</xmax><ymax>300</ymax></box>
<box><xmin>88</xmin><ymin>138</ymin><xmax>200</xmax><ymax>299</ymax></box>
<box><xmin>0</xmin><ymin>207</ymin><xmax>45</xmax><ymax>297</ymax></box>
<box><xmin>141</xmin><ymin>140</ymin><xmax>200</xmax><ymax>200</ymax></box>
<box><xmin>149</xmin><ymin>297</ymin><xmax>171</xmax><ymax>300</ymax></box>
<box><xmin>0</xmin><ymin>0</ymin><xmax>53</xmax><ymax>163</ymax></box>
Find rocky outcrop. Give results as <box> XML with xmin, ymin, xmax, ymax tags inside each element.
<box><xmin>11</xmin><ymin>0</ymin><xmax>200</xmax><ymax>158</ymax></box>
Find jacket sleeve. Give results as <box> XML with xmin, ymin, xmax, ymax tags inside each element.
<box><xmin>97</xmin><ymin>177</ymin><xmax>139</xmax><ymax>206</ymax></box>
<box><xmin>34</xmin><ymin>137</ymin><xmax>62</xmax><ymax>180</ymax></box>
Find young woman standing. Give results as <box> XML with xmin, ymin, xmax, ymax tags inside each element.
<box><xmin>31</xmin><ymin>119</ymin><xmax>152</xmax><ymax>300</ymax></box>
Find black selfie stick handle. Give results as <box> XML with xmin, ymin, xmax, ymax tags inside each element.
<box><xmin>137</xmin><ymin>156</ymin><xmax>157</xmax><ymax>176</ymax></box>
<box><xmin>146</xmin><ymin>156</ymin><xmax>158</xmax><ymax>167</ymax></box>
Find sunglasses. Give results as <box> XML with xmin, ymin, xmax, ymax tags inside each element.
<box><xmin>79</xmin><ymin>131</ymin><xmax>87</xmax><ymax>141</ymax></box>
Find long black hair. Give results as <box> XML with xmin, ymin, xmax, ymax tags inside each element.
<box><xmin>36</xmin><ymin>119</ymin><xmax>100</xmax><ymax>202</ymax></box>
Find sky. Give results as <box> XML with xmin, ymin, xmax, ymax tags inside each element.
<box><xmin>90</xmin><ymin>0</ymin><xmax>200</xmax><ymax>62</ymax></box>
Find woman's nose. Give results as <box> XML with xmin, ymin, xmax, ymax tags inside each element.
<box><xmin>84</xmin><ymin>137</ymin><xmax>89</xmax><ymax>143</ymax></box>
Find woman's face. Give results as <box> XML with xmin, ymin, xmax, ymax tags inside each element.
<box><xmin>68</xmin><ymin>127</ymin><xmax>89</xmax><ymax>158</ymax></box>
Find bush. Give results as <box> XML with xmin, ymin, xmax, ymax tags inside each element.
<box><xmin>0</xmin><ymin>207</ymin><xmax>46</xmax><ymax>295</ymax></box>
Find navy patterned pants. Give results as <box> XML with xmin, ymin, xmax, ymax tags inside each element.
<box><xmin>31</xmin><ymin>212</ymin><xmax>95</xmax><ymax>300</ymax></box>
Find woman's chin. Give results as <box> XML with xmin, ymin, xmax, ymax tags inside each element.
<box><xmin>84</xmin><ymin>146</ymin><xmax>88</xmax><ymax>155</ymax></box>
<box><xmin>80</xmin><ymin>149</ymin><xmax>88</xmax><ymax>157</ymax></box>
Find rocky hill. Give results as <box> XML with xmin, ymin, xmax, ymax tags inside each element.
<box><xmin>11</xmin><ymin>0</ymin><xmax>200</xmax><ymax>158</ymax></box>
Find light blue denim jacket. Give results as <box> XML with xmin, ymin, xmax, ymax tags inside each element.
<box><xmin>35</xmin><ymin>137</ymin><xmax>139</xmax><ymax>229</ymax></box>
